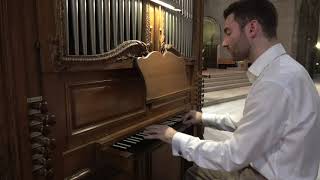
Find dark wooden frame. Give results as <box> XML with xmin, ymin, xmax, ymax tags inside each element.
<box><xmin>0</xmin><ymin>0</ymin><xmax>37</xmax><ymax>179</ymax></box>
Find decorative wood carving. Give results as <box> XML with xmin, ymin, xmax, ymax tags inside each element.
<box><xmin>52</xmin><ymin>0</ymin><xmax>150</xmax><ymax>71</ymax></box>
<box><xmin>54</xmin><ymin>40</ymin><xmax>149</xmax><ymax>71</ymax></box>
<box><xmin>145</xmin><ymin>2</ymin><xmax>152</xmax><ymax>49</ymax></box>
<box><xmin>61</xmin><ymin>40</ymin><xmax>149</xmax><ymax>63</ymax></box>
<box><xmin>161</xmin><ymin>44</ymin><xmax>182</xmax><ymax>57</ymax></box>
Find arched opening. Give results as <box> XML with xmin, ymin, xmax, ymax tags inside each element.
<box><xmin>202</xmin><ymin>16</ymin><xmax>221</xmax><ymax>69</ymax></box>
<box><xmin>296</xmin><ymin>0</ymin><xmax>320</xmax><ymax>78</ymax></box>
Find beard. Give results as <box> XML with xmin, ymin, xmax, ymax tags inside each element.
<box><xmin>230</xmin><ymin>32</ymin><xmax>250</xmax><ymax>61</ymax></box>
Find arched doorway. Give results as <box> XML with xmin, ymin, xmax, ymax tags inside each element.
<box><xmin>203</xmin><ymin>16</ymin><xmax>221</xmax><ymax>69</ymax></box>
<box><xmin>296</xmin><ymin>0</ymin><xmax>320</xmax><ymax>78</ymax></box>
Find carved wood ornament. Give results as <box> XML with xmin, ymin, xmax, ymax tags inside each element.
<box><xmin>52</xmin><ymin>0</ymin><xmax>150</xmax><ymax>71</ymax></box>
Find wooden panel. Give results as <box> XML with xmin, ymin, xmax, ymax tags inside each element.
<box><xmin>66</xmin><ymin>78</ymin><xmax>145</xmax><ymax>134</ymax></box>
<box><xmin>149</xmin><ymin>90</ymin><xmax>189</xmax><ymax>111</ymax></box>
<box><xmin>42</xmin><ymin>68</ymin><xmax>147</xmax><ymax>179</ymax></box>
<box><xmin>63</xmin><ymin>144</ymin><xmax>96</xmax><ymax>178</ymax></box>
<box><xmin>137</xmin><ymin>51</ymin><xmax>188</xmax><ymax>101</ymax></box>
<box><xmin>42</xmin><ymin>68</ymin><xmax>147</xmax><ymax>148</ymax></box>
<box><xmin>151</xmin><ymin>144</ymin><xmax>181</xmax><ymax>180</ymax></box>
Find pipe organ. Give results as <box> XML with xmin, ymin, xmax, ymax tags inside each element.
<box><xmin>65</xmin><ymin>0</ymin><xmax>144</xmax><ymax>55</ymax></box>
<box><xmin>64</xmin><ymin>0</ymin><xmax>193</xmax><ymax>57</ymax></box>
<box><xmin>0</xmin><ymin>0</ymin><xmax>203</xmax><ymax>179</ymax></box>
<box><xmin>163</xmin><ymin>0</ymin><xmax>193</xmax><ymax>57</ymax></box>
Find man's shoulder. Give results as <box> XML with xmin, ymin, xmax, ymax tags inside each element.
<box><xmin>261</xmin><ymin>56</ymin><xmax>308</xmax><ymax>86</ymax></box>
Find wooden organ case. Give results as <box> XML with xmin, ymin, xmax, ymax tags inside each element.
<box><xmin>0</xmin><ymin>0</ymin><xmax>204</xmax><ymax>179</ymax></box>
<box><xmin>41</xmin><ymin>42</ymin><xmax>203</xmax><ymax>179</ymax></box>
<box><xmin>38</xmin><ymin>40</ymin><xmax>201</xmax><ymax>180</ymax></box>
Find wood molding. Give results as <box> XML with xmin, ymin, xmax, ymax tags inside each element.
<box><xmin>0</xmin><ymin>1</ymin><xmax>13</xmax><ymax>178</ymax></box>
<box><xmin>0</xmin><ymin>0</ymin><xmax>32</xmax><ymax>179</ymax></box>
<box><xmin>192</xmin><ymin>0</ymin><xmax>204</xmax><ymax>111</ymax></box>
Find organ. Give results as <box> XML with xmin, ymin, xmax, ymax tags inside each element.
<box><xmin>0</xmin><ymin>0</ymin><xmax>204</xmax><ymax>179</ymax></box>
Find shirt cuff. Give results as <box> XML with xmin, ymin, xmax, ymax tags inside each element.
<box><xmin>202</xmin><ymin>113</ymin><xmax>216</xmax><ymax>126</ymax></box>
<box><xmin>172</xmin><ymin>132</ymin><xmax>194</xmax><ymax>157</ymax></box>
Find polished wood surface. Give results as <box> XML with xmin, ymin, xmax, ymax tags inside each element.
<box><xmin>0</xmin><ymin>0</ymin><xmax>38</xmax><ymax>179</ymax></box>
<box><xmin>137</xmin><ymin>51</ymin><xmax>188</xmax><ymax>101</ymax></box>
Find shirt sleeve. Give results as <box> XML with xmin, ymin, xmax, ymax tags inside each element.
<box><xmin>202</xmin><ymin>113</ymin><xmax>238</xmax><ymax>132</ymax></box>
<box><xmin>172</xmin><ymin>81</ymin><xmax>289</xmax><ymax>171</ymax></box>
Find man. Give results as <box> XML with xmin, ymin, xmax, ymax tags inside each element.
<box><xmin>144</xmin><ymin>0</ymin><xmax>320</xmax><ymax>179</ymax></box>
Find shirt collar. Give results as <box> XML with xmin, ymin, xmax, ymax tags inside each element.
<box><xmin>247</xmin><ymin>43</ymin><xmax>286</xmax><ymax>82</ymax></box>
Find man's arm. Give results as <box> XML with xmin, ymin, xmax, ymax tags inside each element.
<box><xmin>183</xmin><ymin>110</ymin><xmax>237</xmax><ymax>132</ymax></box>
<box><xmin>145</xmin><ymin>81</ymin><xmax>289</xmax><ymax>171</ymax></box>
<box><xmin>202</xmin><ymin>113</ymin><xmax>237</xmax><ymax>132</ymax></box>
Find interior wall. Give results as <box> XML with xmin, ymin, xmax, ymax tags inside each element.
<box><xmin>204</xmin><ymin>0</ymin><xmax>299</xmax><ymax>59</ymax></box>
<box><xmin>292</xmin><ymin>0</ymin><xmax>303</xmax><ymax>59</ymax></box>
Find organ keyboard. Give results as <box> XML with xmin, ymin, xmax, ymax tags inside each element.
<box><xmin>111</xmin><ymin>114</ymin><xmax>187</xmax><ymax>153</ymax></box>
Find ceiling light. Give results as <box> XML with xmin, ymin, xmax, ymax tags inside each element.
<box><xmin>150</xmin><ymin>0</ymin><xmax>181</xmax><ymax>12</ymax></box>
<box><xmin>316</xmin><ymin>42</ymin><xmax>320</xmax><ymax>50</ymax></box>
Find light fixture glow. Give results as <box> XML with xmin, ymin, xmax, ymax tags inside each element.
<box><xmin>316</xmin><ymin>42</ymin><xmax>320</xmax><ymax>50</ymax></box>
<box><xmin>150</xmin><ymin>0</ymin><xmax>181</xmax><ymax>12</ymax></box>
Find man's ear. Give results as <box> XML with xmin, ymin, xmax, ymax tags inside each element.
<box><xmin>246</xmin><ymin>20</ymin><xmax>259</xmax><ymax>38</ymax></box>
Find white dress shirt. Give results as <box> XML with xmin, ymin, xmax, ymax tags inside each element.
<box><xmin>172</xmin><ymin>44</ymin><xmax>320</xmax><ymax>180</ymax></box>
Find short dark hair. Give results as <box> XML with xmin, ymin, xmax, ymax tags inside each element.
<box><xmin>223</xmin><ymin>0</ymin><xmax>278</xmax><ymax>39</ymax></box>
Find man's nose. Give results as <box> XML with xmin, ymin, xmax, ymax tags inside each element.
<box><xmin>222</xmin><ymin>39</ymin><xmax>228</xmax><ymax>49</ymax></box>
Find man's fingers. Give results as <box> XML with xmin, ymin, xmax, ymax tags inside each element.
<box><xmin>145</xmin><ymin>125</ymin><xmax>159</xmax><ymax>130</ymax></box>
<box><xmin>182</xmin><ymin>113</ymin><xmax>192</xmax><ymax>121</ymax></box>
<box><xmin>143</xmin><ymin>125</ymin><xmax>164</xmax><ymax>137</ymax></box>
<box><xmin>143</xmin><ymin>134</ymin><xmax>159</xmax><ymax>140</ymax></box>
<box><xmin>143</xmin><ymin>130</ymin><xmax>155</xmax><ymax>135</ymax></box>
<box><xmin>144</xmin><ymin>124</ymin><xmax>167</xmax><ymax>130</ymax></box>
<box><xmin>183</xmin><ymin>113</ymin><xmax>194</xmax><ymax>124</ymax></box>
<box><xmin>183</xmin><ymin>120</ymin><xmax>193</xmax><ymax>125</ymax></box>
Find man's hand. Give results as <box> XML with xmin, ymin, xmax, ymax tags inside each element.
<box><xmin>143</xmin><ymin>125</ymin><xmax>177</xmax><ymax>144</ymax></box>
<box><xmin>183</xmin><ymin>110</ymin><xmax>202</xmax><ymax>125</ymax></box>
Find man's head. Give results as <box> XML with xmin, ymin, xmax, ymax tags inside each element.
<box><xmin>222</xmin><ymin>0</ymin><xmax>278</xmax><ymax>61</ymax></box>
